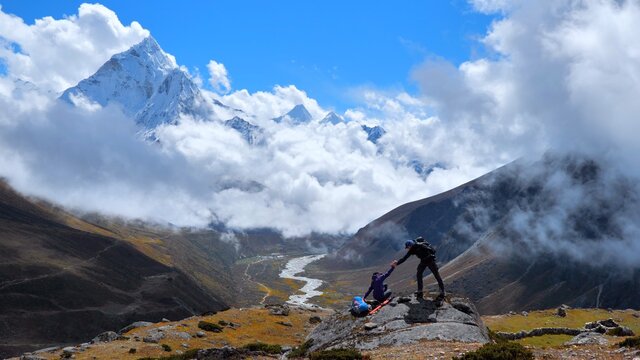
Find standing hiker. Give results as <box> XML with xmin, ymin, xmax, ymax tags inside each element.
<box><xmin>363</xmin><ymin>263</ymin><xmax>396</xmax><ymax>304</ymax></box>
<box><xmin>391</xmin><ymin>236</ymin><xmax>445</xmax><ymax>299</ymax></box>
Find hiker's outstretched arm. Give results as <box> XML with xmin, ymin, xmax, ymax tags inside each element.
<box><xmin>363</xmin><ymin>285</ymin><xmax>373</xmax><ymax>299</ymax></box>
<box><xmin>381</xmin><ymin>266</ymin><xmax>394</xmax><ymax>280</ymax></box>
<box><xmin>396</xmin><ymin>249</ymin><xmax>412</xmax><ymax>266</ymax></box>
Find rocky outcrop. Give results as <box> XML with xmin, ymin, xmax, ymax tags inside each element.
<box><xmin>265</xmin><ymin>304</ymin><xmax>290</xmax><ymax>316</ymax></box>
<box><xmin>565</xmin><ymin>332</ymin><xmax>608</xmax><ymax>346</ymax></box>
<box><xmin>91</xmin><ymin>331</ymin><xmax>120</xmax><ymax>343</ymax></box>
<box><xmin>307</xmin><ymin>295</ymin><xmax>489</xmax><ymax>352</ymax></box>
<box><xmin>118</xmin><ymin>321</ymin><xmax>154</xmax><ymax>334</ymax></box>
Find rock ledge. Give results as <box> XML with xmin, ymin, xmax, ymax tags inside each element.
<box><xmin>307</xmin><ymin>295</ymin><xmax>489</xmax><ymax>351</ymax></box>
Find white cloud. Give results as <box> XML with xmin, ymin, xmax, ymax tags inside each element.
<box><xmin>219</xmin><ymin>85</ymin><xmax>327</xmax><ymax>121</ymax></box>
<box><xmin>468</xmin><ymin>0</ymin><xmax>515</xmax><ymax>13</ymax></box>
<box><xmin>2</xmin><ymin>0</ymin><xmax>640</xmax><ymax>261</ymax></box>
<box><xmin>207</xmin><ymin>59</ymin><xmax>231</xmax><ymax>93</ymax></box>
<box><xmin>0</xmin><ymin>3</ymin><xmax>149</xmax><ymax>92</ymax></box>
<box><xmin>409</xmin><ymin>0</ymin><xmax>640</xmax><ymax>266</ymax></box>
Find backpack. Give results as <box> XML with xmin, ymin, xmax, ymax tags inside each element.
<box><xmin>414</xmin><ymin>240</ymin><xmax>436</xmax><ymax>259</ymax></box>
<box><xmin>351</xmin><ymin>296</ymin><xmax>371</xmax><ymax>315</ymax></box>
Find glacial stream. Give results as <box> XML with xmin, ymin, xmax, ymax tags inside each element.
<box><xmin>279</xmin><ymin>254</ymin><xmax>326</xmax><ymax>306</ymax></box>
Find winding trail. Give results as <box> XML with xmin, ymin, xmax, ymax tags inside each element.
<box><xmin>243</xmin><ymin>257</ymin><xmax>274</xmax><ymax>305</ymax></box>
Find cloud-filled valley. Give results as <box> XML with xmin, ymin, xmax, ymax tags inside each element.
<box><xmin>2</xmin><ymin>0</ymin><xmax>640</xmax><ymax>265</ymax></box>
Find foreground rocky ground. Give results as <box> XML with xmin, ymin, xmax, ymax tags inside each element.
<box><xmin>308</xmin><ymin>294</ymin><xmax>489</xmax><ymax>351</ymax></box>
<box><xmin>11</xmin><ymin>301</ymin><xmax>640</xmax><ymax>360</ymax></box>
<box><xmin>11</xmin><ymin>306</ymin><xmax>329</xmax><ymax>360</ymax></box>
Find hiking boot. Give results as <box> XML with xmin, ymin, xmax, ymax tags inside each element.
<box><xmin>436</xmin><ymin>291</ymin><xmax>446</xmax><ymax>300</ymax></box>
<box><xmin>414</xmin><ymin>291</ymin><xmax>424</xmax><ymax>299</ymax></box>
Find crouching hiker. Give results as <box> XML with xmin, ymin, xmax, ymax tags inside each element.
<box><xmin>363</xmin><ymin>263</ymin><xmax>396</xmax><ymax>304</ymax></box>
<box><xmin>392</xmin><ymin>236</ymin><xmax>445</xmax><ymax>300</ymax></box>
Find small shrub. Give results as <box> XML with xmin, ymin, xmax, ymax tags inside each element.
<box><xmin>453</xmin><ymin>342</ymin><xmax>534</xmax><ymax>360</ymax></box>
<box><xmin>129</xmin><ymin>348</ymin><xmax>137</xmax><ymax>354</ymax></box>
<box><xmin>288</xmin><ymin>339</ymin><xmax>313</xmax><ymax>358</ymax></box>
<box><xmin>197</xmin><ymin>320</ymin><xmax>222</xmax><ymax>332</ymax></box>
<box><xmin>618</xmin><ymin>336</ymin><xmax>640</xmax><ymax>349</ymax></box>
<box><xmin>161</xmin><ymin>344</ymin><xmax>171</xmax><ymax>352</ymax></box>
<box><xmin>218</xmin><ymin>319</ymin><xmax>229</xmax><ymax>326</ymax></box>
<box><xmin>309</xmin><ymin>348</ymin><xmax>369</xmax><ymax>360</ymax></box>
<box><xmin>242</xmin><ymin>342</ymin><xmax>282</xmax><ymax>354</ymax></box>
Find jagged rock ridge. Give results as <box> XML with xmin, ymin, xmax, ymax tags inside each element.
<box><xmin>224</xmin><ymin>116</ymin><xmax>262</xmax><ymax>144</ymax></box>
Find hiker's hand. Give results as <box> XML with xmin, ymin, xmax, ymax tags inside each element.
<box><xmin>391</xmin><ymin>260</ymin><xmax>398</xmax><ymax>267</ymax></box>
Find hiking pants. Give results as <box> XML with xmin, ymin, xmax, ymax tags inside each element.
<box><xmin>417</xmin><ymin>258</ymin><xmax>445</xmax><ymax>293</ymax></box>
<box><xmin>374</xmin><ymin>285</ymin><xmax>392</xmax><ymax>303</ymax></box>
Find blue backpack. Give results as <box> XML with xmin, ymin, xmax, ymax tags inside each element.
<box><xmin>351</xmin><ymin>296</ymin><xmax>370</xmax><ymax>315</ymax></box>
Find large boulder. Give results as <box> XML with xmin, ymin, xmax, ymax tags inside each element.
<box><xmin>119</xmin><ymin>321</ymin><xmax>154</xmax><ymax>334</ymax></box>
<box><xmin>91</xmin><ymin>331</ymin><xmax>119</xmax><ymax>343</ymax></box>
<box><xmin>565</xmin><ymin>332</ymin><xmax>608</xmax><ymax>346</ymax></box>
<box><xmin>307</xmin><ymin>295</ymin><xmax>489</xmax><ymax>352</ymax></box>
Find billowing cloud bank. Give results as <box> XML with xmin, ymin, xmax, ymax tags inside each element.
<box><xmin>2</xmin><ymin>0</ymin><xmax>640</xmax><ymax>257</ymax></box>
<box><xmin>421</xmin><ymin>0</ymin><xmax>640</xmax><ymax>267</ymax></box>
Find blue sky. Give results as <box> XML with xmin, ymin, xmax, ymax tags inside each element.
<box><xmin>0</xmin><ymin>1</ymin><xmax>495</xmax><ymax>110</ymax></box>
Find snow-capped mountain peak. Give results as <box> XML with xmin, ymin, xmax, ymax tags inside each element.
<box><xmin>60</xmin><ymin>36</ymin><xmax>211</xmax><ymax>130</ymax></box>
<box><xmin>224</xmin><ymin>116</ymin><xmax>262</xmax><ymax>144</ymax></box>
<box><xmin>361</xmin><ymin>124</ymin><xmax>386</xmax><ymax>144</ymax></box>
<box><xmin>321</xmin><ymin>111</ymin><xmax>343</xmax><ymax>125</ymax></box>
<box><xmin>273</xmin><ymin>104</ymin><xmax>312</xmax><ymax>124</ymax></box>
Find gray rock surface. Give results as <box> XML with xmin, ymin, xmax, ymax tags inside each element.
<box><xmin>91</xmin><ymin>331</ymin><xmax>119</xmax><ymax>343</ymax></box>
<box><xmin>565</xmin><ymin>332</ymin><xmax>608</xmax><ymax>346</ymax></box>
<box><xmin>307</xmin><ymin>295</ymin><xmax>489</xmax><ymax>352</ymax></box>
<box><xmin>266</xmin><ymin>304</ymin><xmax>290</xmax><ymax>316</ymax></box>
<box><xmin>20</xmin><ymin>355</ymin><xmax>46</xmax><ymax>360</ymax></box>
<box><xmin>119</xmin><ymin>321</ymin><xmax>154</xmax><ymax>334</ymax></box>
<box><xmin>142</xmin><ymin>328</ymin><xmax>165</xmax><ymax>343</ymax></box>
<box><xmin>557</xmin><ymin>307</ymin><xmax>567</xmax><ymax>317</ymax></box>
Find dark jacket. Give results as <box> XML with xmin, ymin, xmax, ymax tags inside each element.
<box><xmin>363</xmin><ymin>266</ymin><xmax>394</xmax><ymax>301</ymax></box>
<box><xmin>396</xmin><ymin>242</ymin><xmax>435</xmax><ymax>265</ymax></box>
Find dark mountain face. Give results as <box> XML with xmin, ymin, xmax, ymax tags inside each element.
<box><xmin>0</xmin><ymin>182</ymin><xmax>228</xmax><ymax>358</ymax></box>
<box><xmin>323</xmin><ymin>154</ymin><xmax>640</xmax><ymax>312</ymax></box>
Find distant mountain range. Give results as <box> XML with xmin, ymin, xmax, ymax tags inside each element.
<box><xmin>58</xmin><ymin>37</ymin><xmax>388</xmax><ymax>145</ymax></box>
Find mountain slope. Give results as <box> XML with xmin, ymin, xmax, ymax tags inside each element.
<box><xmin>0</xmin><ymin>181</ymin><xmax>228</xmax><ymax>358</ymax></box>
<box><xmin>316</xmin><ymin>155</ymin><xmax>640</xmax><ymax>313</ymax></box>
<box><xmin>60</xmin><ymin>37</ymin><xmax>210</xmax><ymax>129</ymax></box>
